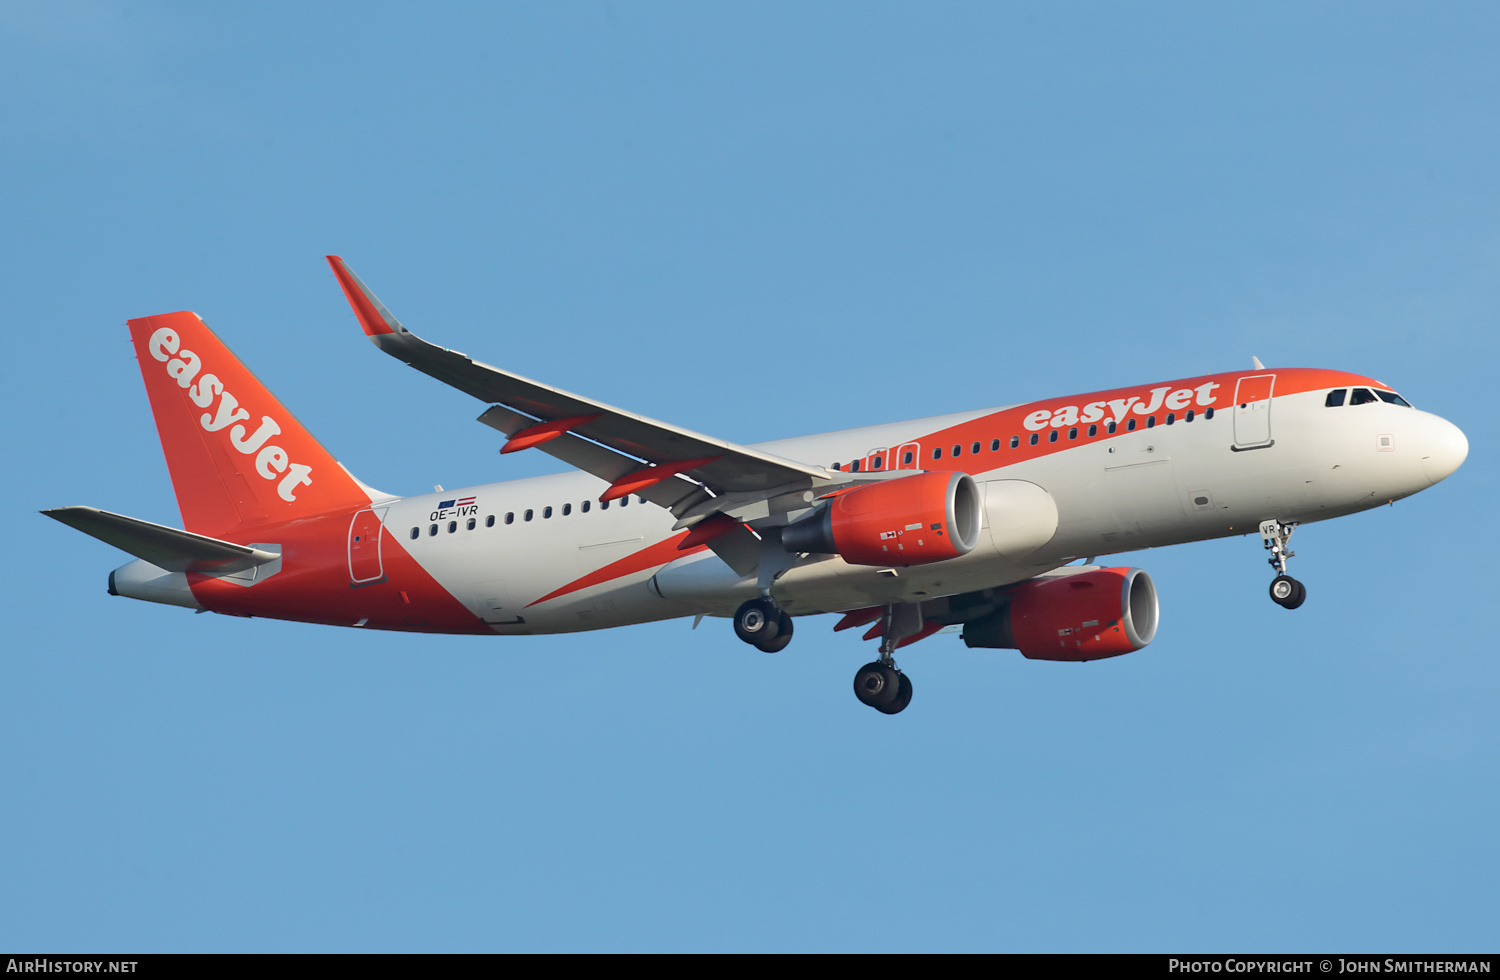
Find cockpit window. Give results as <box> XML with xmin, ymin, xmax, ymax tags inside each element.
<box><xmin>1325</xmin><ymin>389</ymin><xmax>1347</xmax><ymax>407</ymax></box>
<box><xmin>1349</xmin><ymin>388</ymin><xmax>1378</xmax><ymax>406</ymax></box>
<box><xmin>1375</xmin><ymin>390</ymin><xmax>1412</xmax><ymax>408</ymax></box>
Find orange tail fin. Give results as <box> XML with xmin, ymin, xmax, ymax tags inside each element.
<box><xmin>128</xmin><ymin>311</ymin><xmax>372</xmax><ymax>537</ymax></box>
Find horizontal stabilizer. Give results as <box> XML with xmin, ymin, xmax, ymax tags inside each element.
<box><xmin>42</xmin><ymin>506</ymin><xmax>280</xmax><ymax>574</ymax></box>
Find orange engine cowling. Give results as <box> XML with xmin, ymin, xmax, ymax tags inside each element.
<box><xmin>781</xmin><ymin>471</ymin><xmax>982</xmax><ymax>566</ymax></box>
<box><xmin>961</xmin><ymin>567</ymin><xmax>1159</xmax><ymax>661</ymax></box>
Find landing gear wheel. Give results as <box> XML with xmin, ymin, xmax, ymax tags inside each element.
<box><xmin>755</xmin><ymin>611</ymin><xmax>794</xmax><ymax>653</ymax></box>
<box><xmin>874</xmin><ymin>672</ymin><xmax>913</xmax><ymax>715</ymax></box>
<box><xmin>1270</xmin><ymin>575</ymin><xmax>1306</xmax><ymax>609</ymax></box>
<box><xmin>734</xmin><ymin>597</ymin><xmax>782</xmax><ymax>646</ymax></box>
<box><xmin>853</xmin><ymin>661</ymin><xmax>902</xmax><ymax>708</ymax></box>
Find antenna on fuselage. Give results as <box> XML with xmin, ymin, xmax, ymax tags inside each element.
<box><xmin>1252</xmin><ymin>356</ymin><xmax>1265</xmax><ymax>370</ymax></box>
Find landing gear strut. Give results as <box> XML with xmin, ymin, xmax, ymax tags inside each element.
<box><xmin>852</xmin><ymin>606</ymin><xmax>913</xmax><ymax>714</ymax></box>
<box><xmin>1260</xmin><ymin>519</ymin><xmax>1306</xmax><ymax>609</ymax></box>
<box><xmin>734</xmin><ymin>596</ymin><xmax>794</xmax><ymax>653</ymax></box>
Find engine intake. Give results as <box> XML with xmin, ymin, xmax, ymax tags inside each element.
<box><xmin>962</xmin><ymin>567</ymin><xmax>1158</xmax><ymax>661</ymax></box>
<box><xmin>782</xmin><ymin>471</ymin><xmax>982</xmax><ymax>567</ymax></box>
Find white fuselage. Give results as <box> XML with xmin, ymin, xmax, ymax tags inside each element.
<box><xmin>380</xmin><ymin>386</ymin><xmax>1461</xmax><ymax>634</ymax></box>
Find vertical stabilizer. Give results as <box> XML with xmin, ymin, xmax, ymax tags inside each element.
<box><xmin>128</xmin><ymin>312</ymin><xmax>371</xmax><ymax>537</ymax></box>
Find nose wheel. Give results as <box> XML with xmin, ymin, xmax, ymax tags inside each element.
<box><xmin>1260</xmin><ymin>519</ymin><xmax>1307</xmax><ymax>609</ymax></box>
<box><xmin>1270</xmin><ymin>574</ymin><xmax>1306</xmax><ymax>609</ymax></box>
<box><xmin>733</xmin><ymin>596</ymin><xmax>794</xmax><ymax>652</ymax></box>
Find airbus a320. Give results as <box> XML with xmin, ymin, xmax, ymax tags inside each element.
<box><xmin>45</xmin><ymin>257</ymin><xmax>1468</xmax><ymax>714</ymax></box>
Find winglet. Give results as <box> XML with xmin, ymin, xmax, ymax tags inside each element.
<box><xmin>327</xmin><ymin>255</ymin><xmax>406</xmax><ymax>339</ymax></box>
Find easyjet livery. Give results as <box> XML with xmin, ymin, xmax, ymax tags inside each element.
<box><xmin>45</xmin><ymin>257</ymin><xmax>1469</xmax><ymax>714</ymax></box>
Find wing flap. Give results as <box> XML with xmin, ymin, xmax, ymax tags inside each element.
<box><xmin>43</xmin><ymin>506</ymin><xmax>280</xmax><ymax>574</ymax></box>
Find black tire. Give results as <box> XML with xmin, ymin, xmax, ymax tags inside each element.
<box><xmin>1270</xmin><ymin>575</ymin><xmax>1306</xmax><ymax>609</ymax></box>
<box><xmin>853</xmin><ymin>661</ymin><xmax>902</xmax><ymax>708</ymax></box>
<box><xmin>755</xmin><ymin>611</ymin><xmax>794</xmax><ymax>653</ymax></box>
<box><xmin>734</xmin><ymin>597</ymin><xmax>781</xmax><ymax>645</ymax></box>
<box><xmin>875</xmin><ymin>672</ymin><xmax>913</xmax><ymax>715</ymax></box>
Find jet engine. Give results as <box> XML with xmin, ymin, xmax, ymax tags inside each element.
<box><xmin>781</xmin><ymin>471</ymin><xmax>982</xmax><ymax>566</ymax></box>
<box><xmin>961</xmin><ymin>567</ymin><xmax>1158</xmax><ymax>661</ymax></box>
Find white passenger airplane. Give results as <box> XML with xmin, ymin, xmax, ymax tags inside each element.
<box><xmin>45</xmin><ymin>257</ymin><xmax>1468</xmax><ymax>713</ymax></box>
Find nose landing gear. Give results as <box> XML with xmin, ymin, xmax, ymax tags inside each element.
<box><xmin>1260</xmin><ymin>519</ymin><xmax>1306</xmax><ymax>609</ymax></box>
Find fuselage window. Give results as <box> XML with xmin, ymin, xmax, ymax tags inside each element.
<box><xmin>581</xmin><ymin>500</ymin><xmax>591</xmax><ymax>513</ymax></box>
<box><xmin>1165</xmin><ymin>413</ymin><xmax>1175</xmax><ymax>425</ymax></box>
<box><xmin>1126</xmin><ymin>418</ymin><xmax>1137</xmax><ymax>431</ymax></box>
<box><xmin>851</xmin><ymin>460</ymin><xmax>861</xmax><ymax>472</ymax></box>
<box><xmin>428</xmin><ymin>524</ymin><xmax>438</xmax><ymax>537</ymax></box>
<box><xmin>990</xmin><ymin>439</ymin><xmax>1000</xmax><ymax>452</ymax></box>
<box><xmin>971</xmin><ymin>441</ymin><xmax>981</xmax><ymax>454</ymax></box>
<box><xmin>1107</xmin><ymin>421</ymin><xmax>1117</xmax><ymax>434</ymax></box>
<box><xmin>903</xmin><ymin>451</ymin><xmax>914</xmax><ymax>465</ymax></box>
<box><xmin>1376</xmin><ymin>390</ymin><xmax>1413</xmax><ymax>407</ymax></box>
<box><xmin>486</xmin><ymin>515</ymin><xmax>496</xmax><ymax>528</ymax></box>
<box><xmin>466</xmin><ymin>517</ymin><xmax>476</xmax><ymax>530</ymax></box>
<box><xmin>1010</xmin><ymin>436</ymin><xmax>1020</xmax><ymax>449</ymax></box>
<box><xmin>524</xmin><ymin>509</ymin><xmax>534</xmax><ymax>521</ymax></box>
<box><xmin>505</xmin><ymin>512</ymin><xmax>514</xmax><ymax>524</ymax></box>
<box><xmin>563</xmin><ymin>503</ymin><xmax>572</xmax><ymax>516</ymax></box>
<box><xmin>1087</xmin><ymin>424</ymin><xmax>1097</xmax><ymax>437</ymax></box>
<box><xmin>543</xmin><ymin>506</ymin><xmax>553</xmax><ymax>518</ymax></box>
<box><xmin>1204</xmin><ymin>407</ymin><xmax>1215</xmax><ymax>420</ymax></box>
<box><xmin>1350</xmin><ymin>388</ymin><xmax>1378</xmax><ymax>406</ymax></box>
<box><xmin>409</xmin><ymin>527</ymin><xmax>419</xmax><ymax>540</ymax></box>
<box><xmin>952</xmin><ymin>444</ymin><xmax>962</xmax><ymax>457</ymax></box>
<box><xmin>1185</xmin><ymin>410</ymin><xmax>1195</xmax><ymax>422</ymax></box>
<box><xmin>447</xmin><ymin>521</ymin><xmax>457</xmax><ymax>533</ymax></box>
<box><xmin>871</xmin><ymin>456</ymin><xmax>883</xmax><ymax>470</ymax></box>
<box><xmin>832</xmin><ymin>462</ymin><xmax>841</xmax><ymax>471</ymax></box>
<box><xmin>620</xmin><ymin>496</ymin><xmax>629</xmax><ymax>507</ymax></box>
<box><xmin>931</xmin><ymin>448</ymin><xmax>942</xmax><ymax>461</ymax></box>
<box><xmin>1068</xmin><ymin>427</ymin><xmax>1078</xmax><ymax>440</ymax></box>
<box><xmin>1325</xmin><ymin>389</ymin><xmax>1347</xmax><ymax>407</ymax></box>
<box><xmin>1028</xmin><ymin>433</ymin><xmax>1039</xmax><ymax>446</ymax></box>
<box><xmin>601</xmin><ymin>499</ymin><xmax>609</xmax><ymax>509</ymax></box>
<box><xmin>1048</xmin><ymin>430</ymin><xmax>1058</xmax><ymax>443</ymax></box>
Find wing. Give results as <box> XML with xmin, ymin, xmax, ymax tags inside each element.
<box><xmin>326</xmin><ymin>256</ymin><xmax>874</xmax><ymax>514</ymax></box>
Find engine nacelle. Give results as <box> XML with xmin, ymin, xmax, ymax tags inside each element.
<box><xmin>962</xmin><ymin>567</ymin><xmax>1158</xmax><ymax>661</ymax></box>
<box><xmin>782</xmin><ymin>471</ymin><xmax>982</xmax><ymax>567</ymax></box>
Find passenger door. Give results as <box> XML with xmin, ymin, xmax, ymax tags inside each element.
<box><xmin>348</xmin><ymin>508</ymin><xmax>388</xmax><ymax>585</ymax></box>
<box><xmin>1232</xmin><ymin>374</ymin><xmax>1276</xmax><ymax>449</ymax></box>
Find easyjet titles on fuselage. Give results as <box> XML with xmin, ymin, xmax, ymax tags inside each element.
<box><xmin>1022</xmin><ymin>381</ymin><xmax>1223</xmax><ymax>431</ymax></box>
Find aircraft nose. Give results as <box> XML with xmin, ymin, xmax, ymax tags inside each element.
<box><xmin>1420</xmin><ymin>415</ymin><xmax>1468</xmax><ymax>486</ymax></box>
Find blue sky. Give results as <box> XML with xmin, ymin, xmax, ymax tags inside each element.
<box><xmin>3</xmin><ymin>1</ymin><xmax>1497</xmax><ymax>952</ymax></box>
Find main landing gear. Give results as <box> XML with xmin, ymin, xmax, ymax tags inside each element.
<box><xmin>734</xmin><ymin>596</ymin><xmax>794</xmax><ymax>653</ymax></box>
<box><xmin>731</xmin><ymin>597</ymin><xmax>913</xmax><ymax>713</ymax></box>
<box><xmin>1260</xmin><ymin>519</ymin><xmax>1307</xmax><ymax>610</ymax></box>
<box><xmin>852</xmin><ymin>606</ymin><xmax>913</xmax><ymax>715</ymax></box>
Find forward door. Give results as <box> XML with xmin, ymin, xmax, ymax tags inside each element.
<box><xmin>1233</xmin><ymin>374</ymin><xmax>1276</xmax><ymax>449</ymax></box>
